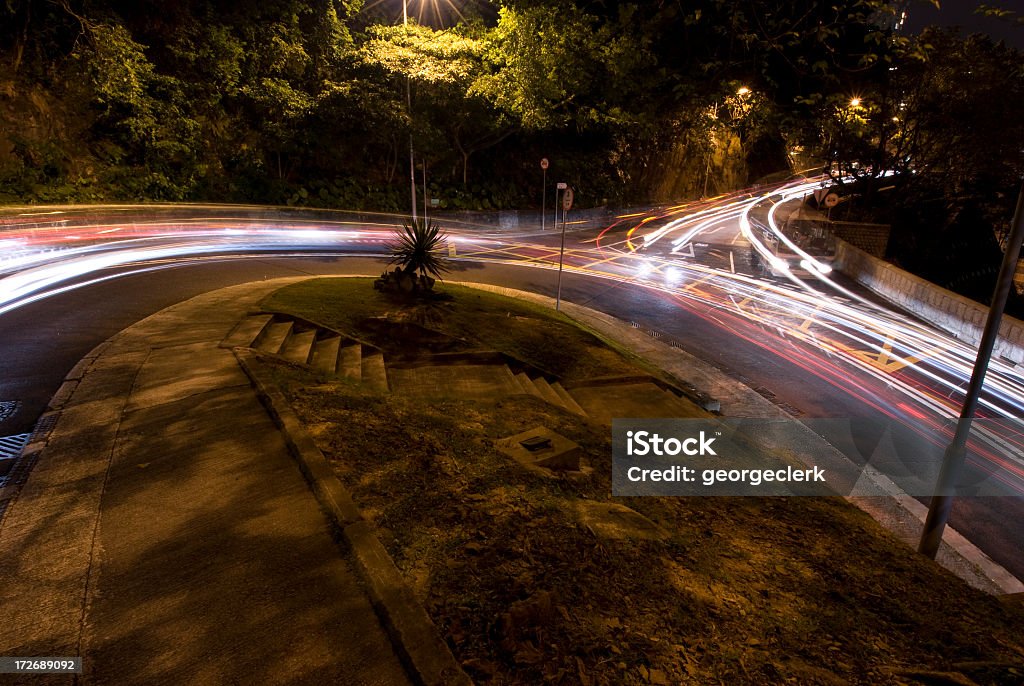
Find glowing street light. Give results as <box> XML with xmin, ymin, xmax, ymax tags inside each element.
<box><xmin>849</xmin><ymin>97</ymin><xmax>861</xmax><ymax>108</ymax></box>
<box><xmin>736</xmin><ymin>86</ymin><xmax>751</xmax><ymax>96</ymax></box>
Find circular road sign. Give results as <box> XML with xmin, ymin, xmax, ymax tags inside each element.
<box><xmin>540</xmin><ymin>158</ymin><xmax>549</xmax><ymax>170</ymax></box>
<box><xmin>562</xmin><ymin>187</ymin><xmax>574</xmax><ymax>211</ymax></box>
<box><xmin>823</xmin><ymin>192</ymin><xmax>840</xmax><ymax>208</ymax></box>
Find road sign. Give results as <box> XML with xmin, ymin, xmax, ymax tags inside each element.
<box><xmin>556</xmin><ymin>182</ymin><xmax>567</xmax><ymax>190</ymax></box>
<box><xmin>823</xmin><ymin>192</ymin><xmax>840</xmax><ymax>208</ymax></box>
<box><xmin>562</xmin><ymin>187</ymin><xmax>574</xmax><ymax>211</ymax></box>
<box><xmin>540</xmin><ymin>158</ymin><xmax>549</xmax><ymax>170</ymax></box>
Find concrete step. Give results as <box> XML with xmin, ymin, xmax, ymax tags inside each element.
<box><xmin>338</xmin><ymin>343</ymin><xmax>362</xmax><ymax>381</ymax></box>
<box><xmin>311</xmin><ymin>336</ymin><xmax>342</xmax><ymax>375</ymax></box>
<box><xmin>222</xmin><ymin>314</ymin><xmax>273</xmax><ymax>349</ymax></box>
<box><xmin>532</xmin><ymin>377</ymin><xmax>567</xmax><ymax>410</ymax></box>
<box><xmin>499</xmin><ymin>365</ymin><xmax>521</xmax><ymax>392</ymax></box>
<box><xmin>515</xmin><ymin>373</ymin><xmax>542</xmax><ymax>398</ymax></box>
<box><xmin>361</xmin><ymin>350</ymin><xmax>389</xmax><ymax>393</ymax></box>
<box><xmin>257</xmin><ymin>321</ymin><xmax>293</xmax><ymax>355</ymax></box>
<box><xmin>659</xmin><ymin>388</ymin><xmax>697</xmax><ymax>417</ymax></box>
<box><xmin>569</xmin><ymin>382</ymin><xmax>696</xmax><ymax>424</ymax></box>
<box><xmin>281</xmin><ymin>329</ymin><xmax>316</xmax><ymax>365</ymax></box>
<box><xmin>551</xmin><ymin>382</ymin><xmax>587</xmax><ymax>416</ymax></box>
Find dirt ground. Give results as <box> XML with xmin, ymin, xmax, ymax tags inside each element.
<box><xmin>266</xmin><ymin>280</ymin><xmax>1024</xmax><ymax>685</ymax></box>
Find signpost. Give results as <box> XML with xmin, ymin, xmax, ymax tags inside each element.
<box><xmin>556</xmin><ymin>183</ymin><xmax>573</xmax><ymax>311</ymax></box>
<box><xmin>540</xmin><ymin>158</ymin><xmax>549</xmax><ymax>231</ymax></box>
<box><xmin>919</xmin><ymin>183</ymin><xmax>1024</xmax><ymax>559</ymax></box>
<box><xmin>556</xmin><ymin>181</ymin><xmax>566</xmax><ymax>234</ymax></box>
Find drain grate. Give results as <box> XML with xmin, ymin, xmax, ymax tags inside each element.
<box><xmin>1</xmin><ymin>451</ymin><xmax>38</xmax><ymax>489</ymax></box>
<box><xmin>30</xmin><ymin>413</ymin><xmax>59</xmax><ymax>444</ymax></box>
<box><xmin>0</xmin><ymin>433</ymin><xmax>31</xmax><ymax>462</ymax></box>
<box><xmin>0</xmin><ymin>400</ymin><xmax>20</xmax><ymax>423</ymax></box>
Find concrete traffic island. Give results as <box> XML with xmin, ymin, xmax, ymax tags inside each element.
<box><xmin>0</xmin><ymin>276</ymin><xmax>1022</xmax><ymax>685</ymax></box>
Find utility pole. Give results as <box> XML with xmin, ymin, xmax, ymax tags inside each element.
<box><xmin>918</xmin><ymin>183</ymin><xmax>1024</xmax><ymax>558</ymax></box>
<box><xmin>403</xmin><ymin>1</ymin><xmax>417</xmax><ymax>223</ymax></box>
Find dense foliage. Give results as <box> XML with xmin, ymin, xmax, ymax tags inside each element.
<box><xmin>0</xmin><ymin>0</ymin><xmax>1020</xmax><ymax>233</ymax></box>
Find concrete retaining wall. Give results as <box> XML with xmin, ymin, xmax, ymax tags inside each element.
<box><xmin>834</xmin><ymin>239</ymin><xmax>1024</xmax><ymax>365</ymax></box>
<box><xmin>436</xmin><ymin>205</ymin><xmax>621</xmax><ymax>232</ymax></box>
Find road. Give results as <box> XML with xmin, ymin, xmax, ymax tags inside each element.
<box><xmin>0</xmin><ymin>196</ymin><xmax>1021</xmax><ymax>581</ymax></box>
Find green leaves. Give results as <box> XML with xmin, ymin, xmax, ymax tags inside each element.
<box><xmin>389</xmin><ymin>218</ymin><xmax>451</xmax><ymax>280</ymax></box>
<box><xmin>360</xmin><ymin>24</ymin><xmax>483</xmax><ymax>85</ymax></box>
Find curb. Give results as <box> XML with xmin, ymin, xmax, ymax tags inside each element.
<box><xmin>0</xmin><ymin>338</ymin><xmax>113</xmax><ymax>522</ymax></box>
<box><xmin>235</xmin><ymin>349</ymin><xmax>472</xmax><ymax>686</ymax></box>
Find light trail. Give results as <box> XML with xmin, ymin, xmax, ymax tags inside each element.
<box><xmin>3</xmin><ymin>197</ymin><xmax>1024</xmax><ymax>496</ymax></box>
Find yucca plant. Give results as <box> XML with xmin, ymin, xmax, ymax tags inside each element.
<box><xmin>388</xmin><ymin>218</ymin><xmax>450</xmax><ymax>282</ymax></box>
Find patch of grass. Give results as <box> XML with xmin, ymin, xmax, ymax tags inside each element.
<box><xmin>262</xmin><ymin>277</ymin><xmax>641</xmax><ymax>380</ymax></box>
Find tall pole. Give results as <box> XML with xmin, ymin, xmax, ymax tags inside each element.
<box><xmin>918</xmin><ymin>183</ymin><xmax>1024</xmax><ymax>558</ymax></box>
<box><xmin>542</xmin><ymin>167</ymin><xmax>547</xmax><ymax>231</ymax></box>
<box><xmin>404</xmin><ymin>1</ymin><xmax>417</xmax><ymax>223</ymax></box>
<box><xmin>556</xmin><ymin>189</ymin><xmax>567</xmax><ymax>311</ymax></box>
<box><xmin>422</xmin><ymin>161</ymin><xmax>428</xmax><ymax>221</ymax></box>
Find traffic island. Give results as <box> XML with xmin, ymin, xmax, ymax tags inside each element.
<box><xmin>260</xmin><ymin>277</ymin><xmax>1024</xmax><ymax>685</ymax></box>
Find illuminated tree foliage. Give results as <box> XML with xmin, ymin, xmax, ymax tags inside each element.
<box><xmin>0</xmin><ymin>0</ymin><xmax>1019</xmax><ymax>224</ymax></box>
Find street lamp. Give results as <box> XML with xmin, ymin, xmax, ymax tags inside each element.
<box><xmin>403</xmin><ymin>0</ymin><xmax>417</xmax><ymax>222</ymax></box>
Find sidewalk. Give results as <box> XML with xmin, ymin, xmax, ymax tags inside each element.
<box><xmin>0</xmin><ymin>279</ymin><xmax>411</xmax><ymax>685</ymax></box>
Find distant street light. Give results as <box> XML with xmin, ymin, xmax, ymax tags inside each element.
<box><xmin>736</xmin><ymin>86</ymin><xmax>750</xmax><ymax>96</ymax></box>
<box><xmin>849</xmin><ymin>97</ymin><xmax>861</xmax><ymax>107</ymax></box>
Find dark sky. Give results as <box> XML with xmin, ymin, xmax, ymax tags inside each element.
<box><xmin>903</xmin><ymin>0</ymin><xmax>1024</xmax><ymax>48</ymax></box>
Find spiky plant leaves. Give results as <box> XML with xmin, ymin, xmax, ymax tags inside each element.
<box><xmin>388</xmin><ymin>218</ymin><xmax>450</xmax><ymax>280</ymax></box>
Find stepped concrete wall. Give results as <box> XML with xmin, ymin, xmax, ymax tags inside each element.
<box><xmin>835</xmin><ymin>239</ymin><xmax>1024</xmax><ymax>365</ymax></box>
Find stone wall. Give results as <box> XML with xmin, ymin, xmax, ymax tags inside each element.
<box><xmin>831</xmin><ymin>221</ymin><xmax>890</xmax><ymax>258</ymax></box>
<box><xmin>835</xmin><ymin>239</ymin><xmax>1024</xmax><ymax>365</ymax></box>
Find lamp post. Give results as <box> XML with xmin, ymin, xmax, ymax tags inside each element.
<box><xmin>403</xmin><ymin>0</ymin><xmax>417</xmax><ymax>223</ymax></box>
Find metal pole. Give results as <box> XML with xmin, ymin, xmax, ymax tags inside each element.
<box><xmin>423</xmin><ymin>161</ymin><xmax>428</xmax><ymax>221</ymax></box>
<box><xmin>542</xmin><ymin>167</ymin><xmax>547</xmax><ymax>232</ymax></box>
<box><xmin>553</xmin><ymin>184</ymin><xmax>557</xmax><ymax>232</ymax></box>
<box><xmin>702</xmin><ymin>150</ymin><xmax>712</xmax><ymax>198</ymax></box>
<box><xmin>918</xmin><ymin>182</ymin><xmax>1024</xmax><ymax>558</ymax></box>
<box><xmin>404</xmin><ymin>1</ymin><xmax>416</xmax><ymax>223</ymax></box>
<box><xmin>556</xmin><ymin>189</ymin><xmax>566</xmax><ymax>311</ymax></box>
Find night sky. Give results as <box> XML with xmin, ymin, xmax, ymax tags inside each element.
<box><xmin>903</xmin><ymin>0</ymin><xmax>1024</xmax><ymax>48</ymax></box>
